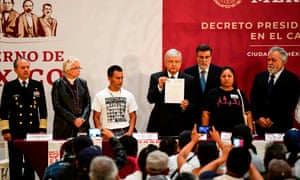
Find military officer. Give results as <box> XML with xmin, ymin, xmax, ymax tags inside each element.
<box><xmin>0</xmin><ymin>58</ymin><xmax>47</xmax><ymax>180</ymax></box>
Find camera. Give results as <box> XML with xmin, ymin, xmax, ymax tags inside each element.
<box><xmin>232</xmin><ymin>137</ymin><xmax>244</xmax><ymax>147</ymax></box>
<box><xmin>198</xmin><ymin>126</ymin><xmax>211</xmax><ymax>134</ymax></box>
<box><xmin>88</xmin><ymin>128</ymin><xmax>101</xmax><ymax>137</ymax></box>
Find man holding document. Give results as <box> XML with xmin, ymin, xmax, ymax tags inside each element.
<box><xmin>147</xmin><ymin>48</ymin><xmax>196</xmax><ymax>137</ymax></box>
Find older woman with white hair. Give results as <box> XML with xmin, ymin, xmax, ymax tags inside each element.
<box><xmin>52</xmin><ymin>56</ymin><xmax>91</xmax><ymax>138</ymax></box>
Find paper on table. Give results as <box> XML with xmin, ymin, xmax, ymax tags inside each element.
<box><xmin>165</xmin><ymin>78</ymin><xmax>184</xmax><ymax>104</ymax></box>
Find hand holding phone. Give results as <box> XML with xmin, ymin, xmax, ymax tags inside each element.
<box><xmin>198</xmin><ymin>126</ymin><xmax>211</xmax><ymax>134</ymax></box>
<box><xmin>88</xmin><ymin>128</ymin><xmax>101</xmax><ymax>137</ymax></box>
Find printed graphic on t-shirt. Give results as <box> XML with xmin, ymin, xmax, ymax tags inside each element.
<box><xmin>105</xmin><ymin>97</ymin><xmax>127</xmax><ymax>123</ymax></box>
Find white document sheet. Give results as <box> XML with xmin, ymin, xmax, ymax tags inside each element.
<box><xmin>165</xmin><ymin>78</ymin><xmax>184</xmax><ymax>104</ymax></box>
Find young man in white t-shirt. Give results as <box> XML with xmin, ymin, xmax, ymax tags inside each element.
<box><xmin>92</xmin><ymin>65</ymin><xmax>138</xmax><ymax>137</ymax></box>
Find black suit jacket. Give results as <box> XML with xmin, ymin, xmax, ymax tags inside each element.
<box><xmin>184</xmin><ymin>64</ymin><xmax>221</xmax><ymax>120</ymax></box>
<box><xmin>147</xmin><ymin>71</ymin><xmax>196</xmax><ymax>136</ymax></box>
<box><xmin>52</xmin><ymin>77</ymin><xmax>91</xmax><ymax>138</ymax></box>
<box><xmin>0</xmin><ymin>79</ymin><xmax>47</xmax><ymax>138</ymax></box>
<box><xmin>250</xmin><ymin>69</ymin><xmax>300</xmax><ymax>135</ymax></box>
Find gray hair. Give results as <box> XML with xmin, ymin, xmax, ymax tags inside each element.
<box><xmin>268</xmin><ymin>46</ymin><xmax>288</xmax><ymax>64</ymax></box>
<box><xmin>62</xmin><ymin>56</ymin><xmax>80</xmax><ymax>74</ymax></box>
<box><xmin>89</xmin><ymin>156</ymin><xmax>118</xmax><ymax>180</ymax></box>
<box><xmin>164</xmin><ymin>48</ymin><xmax>182</xmax><ymax>60</ymax></box>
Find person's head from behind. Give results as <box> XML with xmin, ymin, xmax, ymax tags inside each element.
<box><xmin>219</xmin><ymin>66</ymin><xmax>237</xmax><ymax>89</ymax></box>
<box><xmin>226</xmin><ymin>147</ymin><xmax>251</xmax><ymax>178</ymax></box>
<box><xmin>196</xmin><ymin>44</ymin><xmax>213</xmax><ymax>70</ymax></box>
<box><xmin>119</xmin><ymin>135</ymin><xmax>138</xmax><ymax>157</ymax></box>
<box><xmin>159</xmin><ymin>136</ymin><xmax>178</xmax><ymax>156</ymax></box>
<box><xmin>178</xmin><ymin>130</ymin><xmax>192</xmax><ymax>150</ymax></box>
<box><xmin>267</xmin><ymin>46</ymin><xmax>287</xmax><ymax>75</ymax></box>
<box><xmin>263</xmin><ymin>142</ymin><xmax>287</xmax><ymax>171</ymax></box>
<box><xmin>59</xmin><ymin>138</ymin><xmax>75</xmax><ymax>163</ymax></box>
<box><xmin>175</xmin><ymin>172</ymin><xmax>197</xmax><ymax>180</ymax></box>
<box><xmin>72</xmin><ymin>135</ymin><xmax>93</xmax><ymax>157</ymax></box>
<box><xmin>231</xmin><ymin>124</ymin><xmax>253</xmax><ymax>149</ymax></box>
<box><xmin>89</xmin><ymin>156</ymin><xmax>119</xmax><ymax>180</ymax></box>
<box><xmin>107</xmin><ymin>65</ymin><xmax>123</xmax><ymax>91</ymax></box>
<box><xmin>268</xmin><ymin>159</ymin><xmax>292</xmax><ymax>180</ymax></box>
<box><xmin>62</xmin><ymin>56</ymin><xmax>81</xmax><ymax>79</ymax></box>
<box><xmin>77</xmin><ymin>145</ymin><xmax>102</xmax><ymax>174</ymax></box>
<box><xmin>13</xmin><ymin>58</ymin><xmax>30</xmax><ymax>80</ymax></box>
<box><xmin>197</xmin><ymin>141</ymin><xmax>219</xmax><ymax>166</ymax></box>
<box><xmin>164</xmin><ymin>48</ymin><xmax>182</xmax><ymax>75</ymax></box>
<box><xmin>138</xmin><ymin>144</ymin><xmax>158</xmax><ymax>174</ymax></box>
<box><xmin>146</xmin><ymin>150</ymin><xmax>169</xmax><ymax>176</ymax></box>
<box><xmin>284</xmin><ymin>129</ymin><xmax>300</xmax><ymax>165</ymax></box>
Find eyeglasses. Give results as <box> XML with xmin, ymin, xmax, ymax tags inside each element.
<box><xmin>70</xmin><ymin>67</ymin><xmax>82</xmax><ymax>70</ymax></box>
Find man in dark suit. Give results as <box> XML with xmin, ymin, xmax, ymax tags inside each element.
<box><xmin>147</xmin><ymin>48</ymin><xmax>196</xmax><ymax>137</ymax></box>
<box><xmin>0</xmin><ymin>58</ymin><xmax>47</xmax><ymax>180</ymax></box>
<box><xmin>184</xmin><ymin>44</ymin><xmax>221</xmax><ymax>124</ymax></box>
<box><xmin>250</xmin><ymin>46</ymin><xmax>300</xmax><ymax>137</ymax></box>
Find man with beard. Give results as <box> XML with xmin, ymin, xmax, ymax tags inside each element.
<box><xmin>37</xmin><ymin>3</ymin><xmax>57</xmax><ymax>37</ymax></box>
<box><xmin>16</xmin><ymin>0</ymin><xmax>38</xmax><ymax>37</ymax></box>
<box><xmin>250</xmin><ymin>46</ymin><xmax>300</xmax><ymax>137</ymax></box>
<box><xmin>1</xmin><ymin>0</ymin><xmax>19</xmax><ymax>37</ymax></box>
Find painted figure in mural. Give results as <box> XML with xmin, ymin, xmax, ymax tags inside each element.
<box><xmin>1</xmin><ymin>0</ymin><xmax>19</xmax><ymax>37</ymax></box>
<box><xmin>38</xmin><ymin>3</ymin><xmax>57</xmax><ymax>37</ymax></box>
<box><xmin>16</xmin><ymin>0</ymin><xmax>39</xmax><ymax>37</ymax></box>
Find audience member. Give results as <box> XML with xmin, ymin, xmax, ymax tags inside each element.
<box><xmin>262</xmin><ymin>142</ymin><xmax>287</xmax><ymax>179</ymax></box>
<box><xmin>177</xmin><ymin>125</ymin><xmax>219</xmax><ymax>176</ymax></box>
<box><xmin>77</xmin><ymin>145</ymin><xmax>102</xmax><ymax>180</ymax></box>
<box><xmin>231</xmin><ymin>124</ymin><xmax>265</xmax><ymax>173</ymax></box>
<box><xmin>52</xmin><ymin>56</ymin><xmax>91</xmax><ymax>138</ymax></box>
<box><xmin>89</xmin><ymin>156</ymin><xmax>119</xmax><ymax>180</ymax></box>
<box><xmin>125</xmin><ymin>144</ymin><xmax>158</xmax><ymax>180</ymax></box>
<box><xmin>174</xmin><ymin>172</ymin><xmax>197</xmax><ymax>180</ymax></box>
<box><xmin>1</xmin><ymin>0</ymin><xmax>19</xmax><ymax>37</ymax></box>
<box><xmin>58</xmin><ymin>128</ymin><xmax>127</xmax><ymax>179</ymax></box>
<box><xmin>267</xmin><ymin>159</ymin><xmax>293</xmax><ymax>180</ymax></box>
<box><xmin>296</xmin><ymin>96</ymin><xmax>300</xmax><ymax>126</ymax></box>
<box><xmin>159</xmin><ymin>136</ymin><xmax>178</xmax><ymax>156</ymax></box>
<box><xmin>43</xmin><ymin>138</ymin><xmax>75</xmax><ymax>180</ymax></box>
<box><xmin>0</xmin><ymin>58</ymin><xmax>47</xmax><ymax>180</ymax></box>
<box><xmin>168</xmin><ymin>130</ymin><xmax>200</xmax><ymax>179</ymax></box>
<box><xmin>284</xmin><ymin>128</ymin><xmax>300</xmax><ymax>178</ymax></box>
<box><xmin>184</xmin><ymin>44</ymin><xmax>222</xmax><ymax>123</ymax></box>
<box><xmin>202</xmin><ymin>66</ymin><xmax>253</xmax><ymax>133</ymax></box>
<box><xmin>250</xmin><ymin>46</ymin><xmax>300</xmax><ymax>137</ymax></box>
<box><xmin>146</xmin><ymin>150</ymin><xmax>170</xmax><ymax>180</ymax></box>
<box><xmin>119</xmin><ymin>135</ymin><xmax>139</xmax><ymax>178</ymax></box>
<box><xmin>92</xmin><ymin>65</ymin><xmax>138</xmax><ymax>137</ymax></box>
<box><xmin>16</xmin><ymin>0</ymin><xmax>39</xmax><ymax>37</ymax></box>
<box><xmin>147</xmin><ymin>48</ymin><xmax>196</xmax><ymax>136</ymax></box>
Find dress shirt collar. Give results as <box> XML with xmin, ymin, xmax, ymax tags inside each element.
<box><xmin>198</xmin><ymin>65</ymin><xmax>210</xmax><ymax>74</ymax></box>
<box><xmin>18</xmin><ymin>78</ymin><xmax>29</xmax><ymax>86</ymax></box>
<box><xmin>167</xmin><ymin>71</ymin><xmax>179</xmax><ymax>78</ymax></box>
<box><xmin>269</xmin><ymin>68</ymin><xmax>284</xmax><ymax>83</ymax></box>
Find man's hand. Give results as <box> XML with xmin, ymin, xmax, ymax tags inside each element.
<box><xmin>257</xmin><ymin>117</ymin><xmax>273</xmax><ymax>128</ymax></box>
<box><xmin>181</xmin><ymin>99</ymin><xmax>189</xmax><ymax>111</ymax></box>
<box><xmin>3</xmin><ymin>133</ymin><xmax>12</xmax><ymax>141</ymax></box>
<box><xmin>74</xmin><ymin>118</ymin><xmax>84</xmax><ymax>128</ymax></box>
<box><xmin>158</xmin><ymin>76</ymin><xmax>168</xmax><ymax>89</ymax></box>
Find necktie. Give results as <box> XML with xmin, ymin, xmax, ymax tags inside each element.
<box><xmin>170</xmin><ymin>76</ymin><xmax>175</xmax><ymax>79</ymax></box>
<box><xmin>200</xmin><ymin>70</ymin><xmax>206</xmax><ymax>92</ymax></box>
<box><xmin>267</xmin><ymin>74</ymin><xmax>275</xmax><ymax>96</ymax></box>
<box><xmin>22</xmin><ymin>81</ymin><xmax>26</xmax><ymax>88</ymax></box>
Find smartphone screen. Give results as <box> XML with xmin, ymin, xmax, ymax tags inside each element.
<box><xmin>198</xmin><ymin>126</ymin><xmax>211</xmax><ymax>134</ymax></box>
<box><xmin>233</xmin><ymin>137</ymin><xmax>244</xmax><ymax>147</ymax></box>
<box><xmin>88</xmin><ymin>128</ymin><xmax>101</xmax><ymax>137</ymax></box>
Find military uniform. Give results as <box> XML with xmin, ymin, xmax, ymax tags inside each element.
<box><xmin>0</xmin><ymin>78</ymin><xmax>47</xmax><ymax>180</ymax></box>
